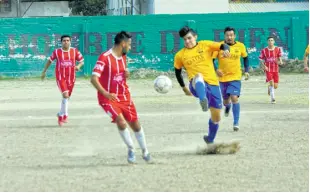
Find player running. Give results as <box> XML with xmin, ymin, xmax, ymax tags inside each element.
<box><xmin>259</xmin><ymin>36</ymin><xmax>284</xmax><ymax>104</ymax></box>
<box><xmin>303</xmin><ymin>45</ymin><xmax>309</xmax><ymax>72</ymax></box>
<box><xmin>174</xmin><ymin>26</ymin><xmax>230</xmax><ymax>144</ymax></box>
<box><xmin>212</xmin><ymin>27</ymin><xmax>249</xmax><ymax>132</ymax></box>
<box><xmin>41</xmin><ymin>35</ymin><xmax>84</xmax><ymax>126</ymax></box>
<box><xmin>90</xmin><ymin>31</ymin><xmax>151</xmax><ymax>164</ymax></box>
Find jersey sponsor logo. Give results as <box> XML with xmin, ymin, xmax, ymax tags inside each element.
<box><xmin>113</xmin><ymin>72</ymin><xmax>125</xmax><ymax>84</ymax></box>
<box><xmin>60</xmin><ymin>60</ymin><xmax>73</xmax><ymax>67</ymax></box>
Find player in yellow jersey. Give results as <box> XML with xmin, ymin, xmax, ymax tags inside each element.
<box><xmin>174</xmin><ymin>26</ymin><xmax>230</xmax><ymax>144</ymax></box>
<box><xmin>304</xmin><ymin>45</ymin><xmax>309</xmax><ymax>72</ymax></box>
<box><xmin>212</xmin><ymin>27</ymin><xmax>249</xmax><ymax>132</ymax></box>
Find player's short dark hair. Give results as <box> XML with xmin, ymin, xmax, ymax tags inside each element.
<box><xmin>267</xmin><ymin>36</ymin><xmax>275</xmax><ymax>40</ymax></box>
<box><xmin>224</xmin><ymin>27</ymin><xmax>235</xmax><ymax>34</ymax></box>
<box><xmin>61</xmin><ymin>35</ymin><xmax>71</xmax><ymax>41</ymax></box>
<box><xmin>114</xmin><ymin>31</ymin><xmax>132</xmax><ymax>45</ymax></box>
<box><xmin>179</xmin><ymin>26</ymin><xmax>197</xmax><ymax>38</ymax></box>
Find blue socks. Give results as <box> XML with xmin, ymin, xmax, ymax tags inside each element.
<box><xmin>195</xmin><ymin>81</ymin><xmax>206</xmax><ymax>101</ymax></box>
<box><xmin>208</xmin><ymin>119</ymin><xmax>219</xmax><ymax>143</ymax></box>
<box><xmin>232</xmin><ymin>103</ymin><xmax>240</xmax><ymax>125</ymax></box>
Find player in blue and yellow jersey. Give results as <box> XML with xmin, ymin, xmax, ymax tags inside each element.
<box><xmin>212</xmin><ymin>27</ymin><xmax>249</xmax><ymax>132</ymax></box>
<box><xmin>174</xmin><ymin>26</ymin><xmax>230</xmax><ymax>144</ymax></box>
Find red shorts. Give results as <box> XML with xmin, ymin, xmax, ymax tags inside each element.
<box><xmin>56</xmin><ymin>79</ymin><xmax>75</xmax><ymax>96</ymax></box>
<box><xmin>100</xmin><ymin>99</ymin><xmax>138</xmax><ymax>123</ymax></box>
<box><xmin>265</xmin><ymin>72</ymin><xmax>279</xmax><ymax>83</ymax></box>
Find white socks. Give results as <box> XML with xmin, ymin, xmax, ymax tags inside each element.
<box><xmin>119</xmin><ymin>127</ymin><xmax>149</xmax><ymax>155</ymax></box>
<box><xmin>134</xmin><ymin>128</ymin><xmax>149</xmax><ymax>155</ymax></box>
<box><xmin>119</xmin><ymin>128</ymin><xmax>134</xmax><ymax>150</ymax></box>
<box><xmin>59</xmin><ymin>98</ymin><xmax>69</xmax><ymax>116</ymax></box>
<box><xmin>269</xmin><ymin>86</ymin><xmax>275</xmax><ymax>99</ymax></box>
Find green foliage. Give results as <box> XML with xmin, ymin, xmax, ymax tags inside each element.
<box><xmin>69</xmin><ymin>0</ymin><xmax>107</xmax><ymax>16</ymax></box>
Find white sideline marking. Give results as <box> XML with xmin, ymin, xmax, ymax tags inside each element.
<box><xmin>0</xmin><ymin>109</ymin><xmax>308</xmax><ymax>121</ymax></box>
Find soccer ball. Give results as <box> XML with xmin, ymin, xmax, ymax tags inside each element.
<box><xmin>154</xmin><ymin>75</ymin><xmax>172</xmax><ymax>94</ymax></box>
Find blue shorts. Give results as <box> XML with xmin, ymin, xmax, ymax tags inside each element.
<box><xmin>189</xmin><ymin>80</ymin><xmax>223</xmax><ymax>109</ymax></box>
<box><xmin>220</xmin><ymin>81</ymin><xmax>241</xmax><ymax>100</ymax></box>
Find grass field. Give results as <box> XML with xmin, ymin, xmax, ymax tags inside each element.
<box><xmin>0</xmin><ymin>74</ymin><xmax>309</xmax><ymax>191</ymax></box>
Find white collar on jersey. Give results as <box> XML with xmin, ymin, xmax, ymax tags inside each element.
<box><xmin>61</xmin><ymin>47</ymin><xmax>71</xmax><ymax>52</ymax></box>
<box><xmin>110</xmin><ymin>48</ymin><xmax>124</xmax><ymax>60</ymax></box>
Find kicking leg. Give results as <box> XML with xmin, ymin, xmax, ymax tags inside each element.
<box><xmin>192</xmin><ymin>74</ymin><xmax>208</xmax><ymax>112</ymax></box>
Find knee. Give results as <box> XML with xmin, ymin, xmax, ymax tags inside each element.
<box><xmin>231</xmin><ymin>96</ymin><xmax>239</xmax><ymax>103</ymax></box>
<box><xmin>274</xmin><ymin>84</ymin><xmax>278</xmax><ymax>89</ymax></box>
<box><xmin>211</xmin><ymin>114</ymin><xmax>221</xmax><ymax>123</ymax></box>
<box><xmin>63</xmin><ymin>92</ymin><xmax>70</xmax><ymax>98</ymax></box>
<box><xmin>116</xmin><ymin>116</ymin><xmax>127</xmax><ymax>130</ymax></box>
<box><xmin>130</xmin><ymin>121</ymin><xmax>141</xmax><ymax>132</ymax></box>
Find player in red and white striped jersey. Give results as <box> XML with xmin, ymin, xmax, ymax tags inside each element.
<box><xmin>259</xmin><ymin>36</ymin><xmax>284</xmax><ymax>104</ymax></box>
<box><xmin>91</xmin><ymin>31</ymin><xmax>151</xmax><ymax>164</ymax></box>
<box><xmin>41</xmin><ymin>35</ymin><xmax>84</xmax><ymax>126</ymax></box>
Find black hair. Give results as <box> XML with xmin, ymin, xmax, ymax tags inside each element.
<box><xmin>114</xmin><ymin>31</ymin><xmax>132</xmax><ymax>45</ymax></box>
<box><xmin>61</xmin><ymin>35</ymin><xmax>71</xmax><ymax>41</ymax></box>
<box><xmin>179</xmin><ymin>26</ymin><xmax>197</xmax><ymax>38</ymax></box>
<box><xmin>267</xmin><ymin>36</ymin><xmax>275</xmax><ymax>40</ymax></box>
<box><xmin>224</xmin><ymin>27</ymin><xmax>235</xmax><ymax>34</ymax></box>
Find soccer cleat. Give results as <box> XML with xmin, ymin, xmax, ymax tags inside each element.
<box><xmin>203</xmin><ymin>135</ymin><xmax>214</xmax><ymax>144</ymax></box>
<box><xmin>127</xmin><ymin>149</ymin><xmax>136</xmax><ymax>164</ymax></box>
<box><xmin>271</xmin><ymin>98</ymin><xmax>276</xmax><ymax>104</ymax></box>
<box><xmin>199</xmin><ymin>98</ymin><xmax>209</xmax><ymax>112</ymax></box>
<box><xmin>233</xmin><ymin>125</ymin><xmax>239</xmax><ymax>132</ymax></box>
<box><xmin>142</xmin><ymin>152</ymin><xmax>151</xmax><ymax>162</ymax></box>
<box><xmin>224</xmin><ymin>106</ymin><xmax>231</xmax><ymax>117</ymax></box>
<box><xmin>63</xmin><ymin>115</ymin><xmax>68</xmax><ymax>123</ymax></box>
<box><xmin>57</xmin><ymin>115</ymin><xmax>63</xmax><ymax>127</ymax></box>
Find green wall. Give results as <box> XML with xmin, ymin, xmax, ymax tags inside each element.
<box><xmin>0</xmin><ymin>11</ymin><xmax>308</xmax><ymax>77</ymax></box>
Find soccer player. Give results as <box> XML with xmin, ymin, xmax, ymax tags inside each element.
<box><xmin>174</xmin><ymin>26</ymin><xmax>230</xmax><ymax>144</ymax></box>
<box><xmin>41</xmin><ymin>35</ymin><xmax>84</xmax><ymax>126</ymax></box>
<box><xmin>90</xmin><ymin>31</ymin><xmax>151</xmax><ymax>164</ymax></box>
<box><xmin>303</xmin><ymin>45</ymin><xmax>309</xmax><ymax>72</ymax></box>
<box><xmin>259</xmin><ymin>36</ymin><xmax>284</xmax><ymax>104</ymax></box>
<box><xmin>212</xmin><ymin>27</ymin><xmax>249</xmax><ymax>132</ymax></box>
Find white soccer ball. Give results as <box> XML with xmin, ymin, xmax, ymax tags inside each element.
<box><xmin>154</xmin><ymin>75</ymin><xmax>172</xmax><ymax>94</ymax></box>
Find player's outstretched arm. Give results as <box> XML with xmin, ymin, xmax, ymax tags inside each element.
<box><xmin>41</xmin><ymin>60</ymin><xmax>52</xmax><ymax>80</ymax></box>
<box><xmin>174</xmin><ymin>68</ymin><xmax>191</xmax><ymax>96</ymax></box>
<box><xmin>90</xmin><ymin>75</ymin><xmax>117</xmax><ymax>101</ymax></box>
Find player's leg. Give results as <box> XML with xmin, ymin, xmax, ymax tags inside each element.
<box><xmin>271</xmin><ymin>72</ymin><xmax>279</xmax><ymax>104</ymax></box>
<box><xmin>191</xmin><ymin>73</ymin><xmax>208</xmax><ymax>112</ymax></box>
<box><xmin>100</xmin><ymin>103</ymin><xmax>135</xmax><ymax>163</ymax></box>
<box><xmin>56</xmin><ymin>79</ymin><xmax>70</xmax><ymax>126</ymax></box>
<box><xmin>220</xmin><ymin>82</ymin><xmax>232</xmax><ymax>117</ymax></box>
<box><xmin>203</xmin><ymin>85</ymin><xmax>223</xmax><ymax>144</ymax></box>
<box><xmin>123</xmin><ymin>100</ymin><xmax>151</xmax><ymax>162</ymax></box>
<box><xmin>62</xmin><ymin>81</ymin><xmax>75</xmax><ymax>123</ymax></box>
<box><xmin>226</xmin><ymin>81</ymin><xmax>241</xmax><ymax>131</ymax></box>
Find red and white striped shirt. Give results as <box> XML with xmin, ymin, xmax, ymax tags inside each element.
<box><xmin>259</xmin><ymin>47</ymin><xmax>282</xmax><ymax>72</ymax></box>
<box><xmin>49</xmin><ymin>47</ymin><xmax>84</xmax><ymax>82</ymax></box>
<box><xmin>92</xmin><ymin>49</ymin><xmax>130</xmax><ymax>103</ymax></box>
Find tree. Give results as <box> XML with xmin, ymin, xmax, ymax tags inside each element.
<box><xmin>69</xmin><ymin>0</ymin><xmax>107</xmax><ymax>16</ymax></box>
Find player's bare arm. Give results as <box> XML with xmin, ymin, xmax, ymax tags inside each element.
<box><xmin>303</xmin><ymin>53</ymin><xmax>309</xmax><ymax>72</ymax></box>
<box><xmin>41</xmin><ymin>59</ymin><xmax>52</xmax><ymax>80</ymax></box>
<box><xmin>91</xmin><ymin>75</ymin><xmax>117</xmax><ymax>101</ymax></box>
<box><xmin>260</xmin><ymin>59</ymin><xmax>268</xmax><ymax>71</ymax></box>
<box><xmin>75</xmin><ymin>60</ymin><xmax>84</xmax><ymax>71</ymax></box>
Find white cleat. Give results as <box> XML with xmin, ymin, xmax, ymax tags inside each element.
<box><xmin>271</xmin><ymin>98</ymin><xmax>276</xmax><ymax>104</ymax></box>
